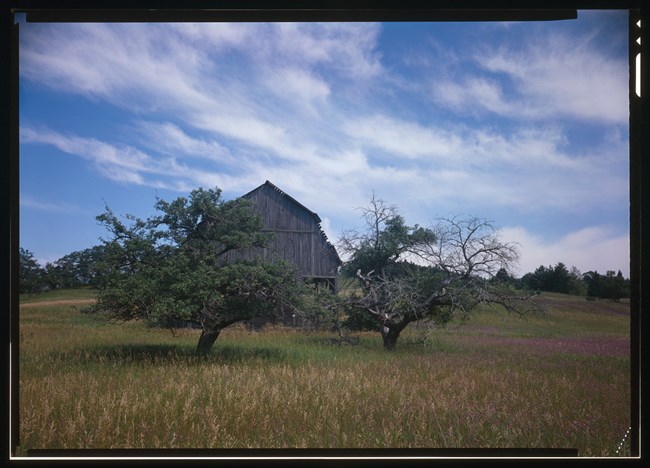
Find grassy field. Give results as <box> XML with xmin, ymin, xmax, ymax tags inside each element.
<box><xmin>16</xmin><ymin>289</ymin><xmax>631</xmax><ymax>456</ymax></box>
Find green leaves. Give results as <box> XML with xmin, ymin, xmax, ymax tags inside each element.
<box><xmin>337</xmin><ymin>195</ymin><xmax>535</xmax><ymax>350</ymax></box>
<box><xmin>343</xmin><ymin>214</ymin><xmax>436</xmax><ymax>278</ymax></box>
<box><xmin>94</xmin><ymin>187</ymin><xmax>307</xmax><ymax>352</ymax></box>
<box><xmin>19</xmin><ymin>248</ymin><xmax>46</xmax><ymax>295</ymax></box>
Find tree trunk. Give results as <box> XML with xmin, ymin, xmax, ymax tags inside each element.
<box><xmin>196</xmin><ymin>328</ymin><xmax>221</xmax><ymax>355</ymax></box>
<box><xmin>380</xmin><ymin>325</ymin><xmax>401</xmax><ymax>351</ymax></box>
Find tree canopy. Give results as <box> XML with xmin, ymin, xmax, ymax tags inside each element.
<box><xmin>520</xmin><ymin>264</ymin><xmax>629</xmax><ymax>300</ymax></box>
<box><xmin>19</xmin><ymin>248</ymin><xmax>45</xmax><ymax>295</ymax></box>
<box><xmin>92</xmin><ymin>187</ymin><xmax>307</xmax><ymax>354</ymax></box>
<box><xmin>334</xmin><ymin>196</ymin><xmax>538</xmax><ymax>350</ymax></box>
<box><xmin>583</xmin><ymin>270</ymin><xmax>629</xmax><ymax>301</ymax></box>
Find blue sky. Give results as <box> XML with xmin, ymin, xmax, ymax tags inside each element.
<box><xmin>18</xmin><ymin>11</ymin><xmax>630</xmax><ymax>277</ymax></box>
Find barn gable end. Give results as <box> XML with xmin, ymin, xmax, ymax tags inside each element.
<box><xmin>225</xmin><ymin>181</ymin><xmax>342</xmax><ymax>289</ymax></box>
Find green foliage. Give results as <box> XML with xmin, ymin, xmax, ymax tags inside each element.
<box><xmin>520</xmin><ymin>264</ymin><xmax>629</xmax><ymax>300</ymax></box>
<box><xmin>42</xmin><ymin>245</ymin><xmax>114</xmax><ymax>290</ymax></box>
<box><xmin>342</xmin><ymin>215</ymin><xmax>436</xmax><ymax>278</ymax></box>
<box><xmin>551</xmin><ymin>263</ymin><xmax>571</xmax><ymax>294</ymax></box>
<box><xmin>521</xmin><ymin>263</ymin><xmax>575</xmax><ymax>295</ymax></box>
<box><xmin>583</xmin><ymin>270</ymin><xmax>630</xmax><ymax>301</ymax></box>
<box><xmin>338</xmin><ymin>196</ymin><xmax>529</xmax><ymax>350</ymax></box>
<box><xmin>19</xmin><ymin>247</ymin><xmax>46</xmax><ymax>295</ymax></box>
<box><xmin>93</xmin><ymin>187</ymin><xmax>308</xmax><ymax>353</ymax></box>
<box><xmin>342</xmin><ymin>306</ymin><xmax>381</xmax><ymax>331</ymax></box>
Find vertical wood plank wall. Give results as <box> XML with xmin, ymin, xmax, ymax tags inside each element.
<box><xmin>222</xmin><ymin>182</ymin><xmax>341</xmax><ymax>283</ymax></box>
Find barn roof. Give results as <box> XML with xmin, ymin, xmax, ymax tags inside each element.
<box><xmin>242</xmin><ymin>180</ymin><xmax>322</xmax><ymax>223</ymax></box>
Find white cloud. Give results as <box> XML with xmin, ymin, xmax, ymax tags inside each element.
<box><xmin>18</xmin><ymin>22</ymin><xmax>389</xmax><ymax>168</ymax></box>
<box><xmin>432</xmin><ymin>77</ymin><xmax>515</xmax><ymax>117</ymax></box>
<box><xmin>501</xmin><ymin>225</ymin><xmax>629</xmax><ymax>277</ymax></box>
<box><xmin>19</xmin><ymin>22</ymin><xmax>381</xmax><ymax>107</ymax></box>
<box><xmin>336</xmin><ymin>115</ymin><xmax>626</xmax><ymax>216</ymax></box>
<box><xmin>134</xmin><ymin>121</ymin><xmax>234</xmax><ymax>162</ymax></box>
<box><xmin>20</xmin><ymin>195</ymin><xmax>87</xmax><ymax>215</ymax></box>
<box><xmin>261</xmin><ymin>67</ymin><xmax>332</xmax><ymax>116</ymax></box>
<box><xmin>23</xmin><ymin>127</ymin><xmax>152</xmax><ymax>179</ymax></box>
<box><xmin>21</xmin><ymin>24</ymin><xmax>200</xmax><ymax>105</ymax></box>
<box><xmin>344</xmin><ymin>115</ymin><xmax>462</xmax><ymax>160</ymax></box>
<box><xmin>344</xmin><ymin>113</ymin><xmax>594</xmax><ymax>172</ymax></box>
<box><xmin>21</xmin><ymin>127</ymin><xmax>230</xmax><ymax>190</ymax></box>
<box><xmin>262</xmin><ymin>23</ymin><xmax>384</xmax><ymax>79</ymax></box>
<box><xmin>482</xmin><ymin>41</ymin><xmax>627</xmax><ymax>123</ymax></box>
<box><xmin>18</xmin><ymin>19</ymin><xmax>629</xmax><ymax>278</ymax></box>
<box><xmin>21</xmin><ymin>21</ymin><xmax>625</xmax><ymax>210</ymax></box>
<box><xmin>430</xmin><ymin>30</ymin><xmax>628</xmax><ymax>124</ymax></box>
<box><xmin>170</xmin><ymin>23</ymin><xmax>255</xmax><ymax>51</ymax></box>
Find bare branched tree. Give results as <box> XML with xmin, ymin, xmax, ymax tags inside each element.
<box><xmin>337</xmin><ymin>198</ymin><xmax>541</xmax><ymax>350</ymax></box>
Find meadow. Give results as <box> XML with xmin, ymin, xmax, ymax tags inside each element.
<box><xmin>16</xmin><ymin>289</ymin><xmax>631</xmax><ymax>456</ymax></box>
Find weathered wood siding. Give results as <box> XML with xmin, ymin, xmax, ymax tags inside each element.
<box><xmin>222</xmin><ymin>181</ymin><xmax>341</xmax><ymax>281</ymax></box>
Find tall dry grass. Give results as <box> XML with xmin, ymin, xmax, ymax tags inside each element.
<box><xmin>17</xmin><ymin>291</ymin><xmax>631</xmax><ymax>455</ymax></box>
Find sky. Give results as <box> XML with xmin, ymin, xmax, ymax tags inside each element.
<box><xmin>17</xmin><ymin>11</ymin><xmax>630</xmax><ymax>278</ymax></box>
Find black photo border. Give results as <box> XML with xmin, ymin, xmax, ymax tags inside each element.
<box><xmin>2</xmin><ymin>0</ymin><xmax>646</xmax><ymax>463</ymax></box>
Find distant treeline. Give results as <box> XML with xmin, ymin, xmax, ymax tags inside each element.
<box><xmin>19</xmin><ymin>246</ymin><xmax>112</xmax><ymax>295</ymax></box>
<box><xmin>493</xmin><ymin>263</ymin><xmax>630</xmax><ymax>301</ymax></box>
<box><xmin>19</xmin><ymin>246</ymin><xmax>631</xmax><ymax>302</ymax></box>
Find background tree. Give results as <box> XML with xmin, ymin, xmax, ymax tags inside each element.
<box><xmin>336</xmin><ymin>196</ymin><xmax>437</xmax><ymax>347</ymax></box>
<box><xmin>41</xmin><ymin>245</ymin><xmax>113</xmax><ymax>290</ymax></box>
<box><xmin>520</xmin><ymin>263</ymin><xmax>588</xmax><ymax>296</ymax></box>
<box><xmin>568</xmin><ymin>266</ymin><xmax>588</xmax><ymax>296</ymax></box>
<box><xmin>19</xmin><ymin>247</ymin><xmax>46</xmax><ymax>295</ymax></box>
<box><xmin>92</xmin><ymin>187</ymin><xmax>307</xmax><ymax>355</ymax></box>
<box><xmin>584</xmin><ymin>270</ymin><xmax>629</xmax><ymax>301</ymax></box>
<box><xmin>336</xmin><ymin>196</ymin><xmax>538</xmax><ymax>350</ymax></box>
<box><xmin>521</xmin><ymin>265</ymin><xmax>555</xmax><ymax>293</ymax></box>
<box><xmin>491</xmin><ymin>267</ymin><xmax>520</xmax><ymax>288</ymax></box>
<box><xmin>550</xmin><ymin>262</ymin><xmax>571</xmax><ymax>294</ymax></box>
<box><xmin>611</xmin><ymin>270</ymin><xmax>630</xmax><ymax>300</ymax></box>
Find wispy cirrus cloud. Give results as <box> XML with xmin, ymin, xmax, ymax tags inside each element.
<box><xmin>343</xmin><ymin>115</ymin><xmax>463</xmax><ymax>160</ymax></box>
<box><xmin>19</xmin><ymin>22</ymin><xmax>382</xmax><ymax>112</ymax></box>
<box><xmin>19</xmin><ymin>18</ymin><xmax>629</xmax><ymax>276</ymax></box>
<box><xmin>430</xmin><ymin>30</ymin><xmax>628</xmax><ymax>124</ymax></box>
<box><xmin>20</xmin><ymin>194</ymin><xmax>89</xmax><ymax>215</ymax></box>
<box><xmin>338</xmin><ymin>113</ymin><xmax>626</xmax><ymax>212</ymax></box>
<box><xmin>21</xmin><ymin>126</ymin><xmax>226</xmax><ymax>190</ymax></box>
<box><xmin>133</xmin><ymin>121</ymin><xmax>234</xmax><ymax>162</ymax></box>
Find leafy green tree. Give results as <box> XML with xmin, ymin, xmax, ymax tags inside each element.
<box><xmin>567</xmin><ymin>266</ymin><xmax>588</xmax><ymax>296</ymax></box>
<box><xmin>521</xmin><ymin>265</ymin><xmax>552</xmax><ymax>292</ymax></box>
<box><xmin>45</xmin><ymin>245</ymin><xmax>114</xmax><ymax>289</ymax></box>
<box><xmin>519</xmin><ymin>272</ymin><xmax>536</xmax><ymax>292</ymax></box>
<box><xmin>584</xmin><ymin>270</ymin><xmax>603</xmax><ymax>298</ymax></box>
<box><xmin>92</xmin><ymin>187</ymin><xmax>307</xmax><ymax>355</ymax></box>
<box><xmin>582</xmin><ymin>270</ymin><xmax>629</xmax><ymax>301</ymax></box>
<box><xmin>19</xmin><ymin>247</ymin><xmax>46</xmax><ymax>295</ymax></box>
<box><xmin>521</xmin><ymin>263</ymin><xmax>586</xmax><ymax>295</ymax></box>
<box><xmin>612</xmin><ymin>270</ymin><xmax>630</xmax><ymax>300</ymax></box>
<box><xmin>601</xmin><ymin>270</ymin><xmax>629</xmax><ymax>301</ymax></box>
<box><xmin>491</xmin><ymin>267</ymin><xmax>522</xmax><ymax>289</ymax></box>
<box><xmin>551</xmin><ymin>262</ymin><xmax>571</xmax><ymax>294</ymax></box>
<box><xmin>335</xmin><ymin>196</ymin><xmax>538</xmax><ymax>350</ymax></box>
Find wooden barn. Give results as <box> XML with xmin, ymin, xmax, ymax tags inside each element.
<box><xmin>225</xmin><ymin>180</ymin><xmax>342</xmax><ymax>291</ymax></box>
